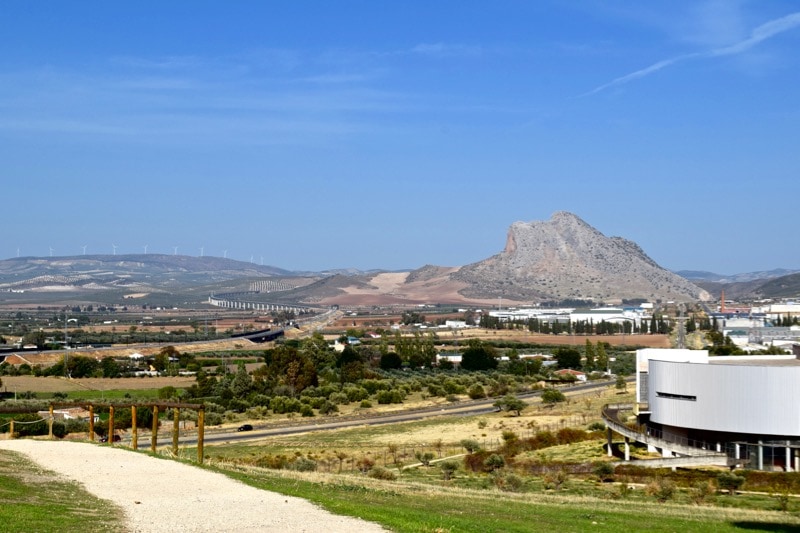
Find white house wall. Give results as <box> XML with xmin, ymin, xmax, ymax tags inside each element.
<box><xmin>649</xmin><ymin>360</ymin><xmax>800</xmax><ymax>436</ymax></box>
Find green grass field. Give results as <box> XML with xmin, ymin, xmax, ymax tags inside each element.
<box><xmin>0</xmin><ymin>449</ymin><xmax>125</xmax><ymax>532</ymax></box>
<box><xmin>211</xmin><ymin>464</ymin><xmax>800</xmax><ymax>532</ymax></box>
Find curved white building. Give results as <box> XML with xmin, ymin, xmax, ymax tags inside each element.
<box><xmin>636</xmin><ymin>349</ymin><xmax>800</xmax><ymax>471</ymax></box>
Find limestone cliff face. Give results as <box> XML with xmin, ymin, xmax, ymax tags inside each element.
<box><xmin>452</xmin><ymin>211</ymin><xmax>710</xmax><ymax>303</ymax></box>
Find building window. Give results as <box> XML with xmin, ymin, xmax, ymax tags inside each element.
<box><xmin>656</xmin><ymin>391</ymin><xmax>696</xmax><ymax>401</ymax></box>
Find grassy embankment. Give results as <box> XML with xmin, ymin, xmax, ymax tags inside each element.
<box><xmin>0</xmin><ymin>449</ymin><xmax>124</xmax><ymax>532</ymax></box>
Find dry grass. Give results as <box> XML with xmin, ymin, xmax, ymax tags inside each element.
<box><xmin>1</xmin><ymin>375</ymin><xmax>196</xmax><ymax>393</ymax></box>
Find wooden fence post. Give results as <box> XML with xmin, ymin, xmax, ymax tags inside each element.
<box><xmin>131</xmin><ymin>405</ymin><xmax>138</xmax><ymax>450</ymax></box>
<box><xmin>108</xmin><ymin>406</ymin><xmax>115</xmax><ymax>445</ymax></box>
<box><xmin>172</xmin><ymin>408</ymin><xmax>180</xmax><ymax>456</ymax></box>
<box><xmin>197</xmin><ymin>407</ymin><xmax>205</xmax><ymax>464</ymax></box>
<box><xmin>151</xmin><ymin>405</ymin><xmax>159</xmax><ymax>452</ymax></box>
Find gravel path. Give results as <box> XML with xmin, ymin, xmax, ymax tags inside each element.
<box><xmin>0</xmin><ymin>439</ymin><xmax>387</xmax><ymax>533</ymax></box>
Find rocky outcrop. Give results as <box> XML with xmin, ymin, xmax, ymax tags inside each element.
<box><xmin>452</xmin><ymin>212</ymin><xmax>710</xmax><ymax>304</ymax></box>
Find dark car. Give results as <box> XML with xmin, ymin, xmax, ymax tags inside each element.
<box><xmin>100</xmin><ymin>434</ymin><xmax>121</xmax><ymax>443</ymax></box>
<box><xmin>237</xmin><ymin>424</ymin><xmax>253</xmax><ymax>432</ymax></box>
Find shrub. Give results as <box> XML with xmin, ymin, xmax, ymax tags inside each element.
<box><xmin>493</xmin><ymin>472</ymin><xmax>524</xmax><ymax>492</ymax></box>
<box><xmin>318</xmin><ymin>400</ymin><xmax>338</xmax><ymax>415</ymax></box>
<box><xmin>543</xmin><ymin>469</ymin><xmax>568</xmax><ymax>491</ymax></box>
<box><xmin>356</xmin><ymin>457</ymin><xmax>375</xmax><ymax>474</ymax></box>
<box><xmin>376</xmin><ymin>389</ymin><xmax>404</xmax><ymax>404</ymax></box>
<box><xmin>717</xmin><ymin>472</ymin><xmax>745</xmax><ymax>496</ymax></box>
<box><xmin>463</xmin><ymin>450</ymin><xmax>490</xmax><ymax>472</ymax></box>
<box><xmin>460</xmin><ymin>439</ymin><xmax>481</xmax><ymax>453</ymax></box>
<box><xmin>415</xmin><ymin>451</ymin><xmax>435</xmax><ymax>466</ymax></box>
<box><xmin>691</xmin><ymin>479</ymin><xmax>717</xmax><ymax>505</ymax></box>
<box><xmin>329</xmin><ymin>392</ymin><xmax>350</xmax><ymax>405</ymax></box>
<box><xmin>484</xmin><ymin>454</ymin><xmax>506</xmax><ymax>471</ymax></box>
<box><xmin>359</xmin><ymin>400</ymin><xmax>372</xmax><ymax>408</ymax></box>
<box><xmin>300</xmin><ymin>404</ymin><xmax>314</xmax><ymax>417</ymax></box>
<box><xmin>426</xmin><ymin>385</ymin><xmax>445</xmax><ymax>397</ymax></box>
<box><xmin>255</xmin><ymin>454</ymin><xmax>290</xmax><ymax>469</ymax></box>
<box><xmin>368</xmin><ymin>466</ymin><xmax>397</xmax><ymax>481</ymax></box>
<box><xmin>205</xmin><ymin>412</ymin><xmax>224</xmax><ymax>425</ymax></box>
<box><xmin>344</xmin><ymin>386</ymin><xmax>369</xmax><ymax>402</ymax></box>
<box><xmin>646</xmin><ymin>477</ymin><xmax>676</xmax><ymax>502</ymax></box>
<box><xmin>289</xmin><ymin>457</ymin><xmax>317</xmax><ymax>472</ymax></box>
<box><xmin>468</xmin><ymin>384</ymin><xmax>487</xmax><ymax>399</ymax></box>
<box><xmin>556</xmin><ymin>427</ymin><xmax>588</xmax><ymax>445</ymax></box>
<box><xmin>593</xmin><ymin>461</ymin><xmax>615</xmax><ymax>482</ymax></box>
<box><xmin>440</xmin><ymin>460</ymin><xmax>460</xmax><ymax>481</ymax></box>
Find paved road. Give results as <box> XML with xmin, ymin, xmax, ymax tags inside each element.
<box><xmin>140</xmin><ymin>379</ymin><xmax>615</xmax><ymax>448</ymax></box>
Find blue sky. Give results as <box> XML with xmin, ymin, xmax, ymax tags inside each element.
<box><xmin>1</xmin><ymin>1</ymin><xmax>798</xmax><ymax>274</ymax></box>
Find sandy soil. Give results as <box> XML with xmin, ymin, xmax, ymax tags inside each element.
<box><xmin>0</xmin><ymin>439</ymin><xmax>387</xmax><ymax>533</ymax></box>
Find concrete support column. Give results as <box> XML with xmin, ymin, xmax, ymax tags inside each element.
<box><xmin>624</xmin><ymin>436</ymin><xmax>630</xmax><ymax>461</ymax></box>
<box><xmin>758</xmin><ymin>440</ymin><xmax>764</xmax><ymax>471</ymax></box>
<box><xmin>606</xmin><ymin>427</ymin><xmax>613</xmax><ymax>457</ymax></box>
<box><xmin>735</xmin><ymin>443</ymin><xmax>740</xmax><ymax>461</ymax></box>
<box><xmin>786</xmin><ymin>442</ymin><xmax>792</xmax><ymax>472</ymax></box>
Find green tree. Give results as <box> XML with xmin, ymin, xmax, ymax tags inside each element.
<box><xmin>440</xmin><ymin>460</ymin><xmax>460</xmax><ymax>481</ymax></box>
<box><xmin>584</xmin><ymin>339</ymin><xmax>596</xmax><ymax>371</ymax></box>
<box><xmin>484</xmin><ymin>454</ymin><xmax>505</xmax><ymax>471</ymax></box>
<box><xmin>300</xmin><ymin>332</ymin><xmax>335</xmax><ymax>368</ymax></box>
<box><xmin>379</xmin><ymin>352</ymin><xmax>402</xmax><ymax>370</ymax></box>
<box><xmin>461</xmin><ymin>339</ymin><xmax>498</xmax><ymax>371</ymax></box>
<box><xmin>596</xmin><ymin>343</ymin><xmax>609</xmax><ymax>373</ymax></box>
<box><xmin>541</xmin><ymin>388</ymin><xmax>567</xmax><ymax>404</ymax></box>
<box><xmin>101</xmin><ymin>357</ymin><xmax>121</xmax><ymax>378</ymax></box>
<box><xmin>401</xmin><ymin>311</ymin><xmax>425</xmax><ymax>325</ymax></box>
<box><xmin>264</xmin><ymin>345</ymin><xmax>318</xmax><ymax>394</ymax></box>
<box><xmin>493</xmin><ymin>394</ymin><xmax>527</xmax><ymax>416</ymax></box>
<box><xmin>22</xmin><ymin>330</ymin><xmax>48</xmax><ymax>350</ymax></box>
<box><xmin>231</xmin><ymin>361</ymin><xmax>253</xmax><ymax>397</ymax></box>
<box><xmin>553</xmin><ymin>347</ymin><xmax>581</xmax><ymax>370</ymax></box>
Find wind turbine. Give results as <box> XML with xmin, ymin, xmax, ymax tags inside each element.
<box><xmin>173</xmin><ymin>246</ymin><xmax>178</xmax><ymax>256</ymax></box>
<box><xmin>199</xmin><ymin>246</ymin><xmax>204</xmax><ymax>257</ymax></box>
<box><xmin>82</xmin><ymin>245</ymin><xmax>87</xmax><ymax>255</ymax></box>
<box><xmin>143</xmin><ymin>244</ymin><xmax>148</xmax><ymax>255</ymax></box>
<box><xmin>223</xmin><ymin>249</ymin><xmax>227</xmax><ymax>259</ymax></box>
<box><xmin>112</xmin><ymin>244</ymin><xmax>117</xmax><ymax>256</ymax></box>
<box><xmin>16</xmin><ymin>248</ymin><xmax>20</xmax><ymax>258</ymax></box>
<box><xmin>49</xmin><ymin>246</ymin><xmax>54</xmax><ymax>257</ymax></box>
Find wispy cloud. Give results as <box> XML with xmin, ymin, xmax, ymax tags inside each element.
<box><xmin>410</xmin><ymin>43</ymin><xmax>482</xmax><ymax>58</ymax></box>
<box><xmin>583</xmin><ymin>11</ymin><xmax>800</xmax><ymax>96</ymax></box>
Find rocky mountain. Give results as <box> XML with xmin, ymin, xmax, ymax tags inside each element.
<box><xmin>451</xmin><ymin>212</ymin><xmax>710</xmax><ymax>304</ymax></box>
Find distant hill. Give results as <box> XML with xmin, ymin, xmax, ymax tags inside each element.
<box><xmin>4</xmin><ymin>215</ymin><xmax>796</xmax><ymax>308</ymax></box>
<box><xmin>676</xmin><ymin>269</ymin><xmax>799</xmax><ymax>283</ymax></box>
<box><xmin>0</xmin><ymin>254</ymin><xmax>305</xmax><ymax>307</ymax></box>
